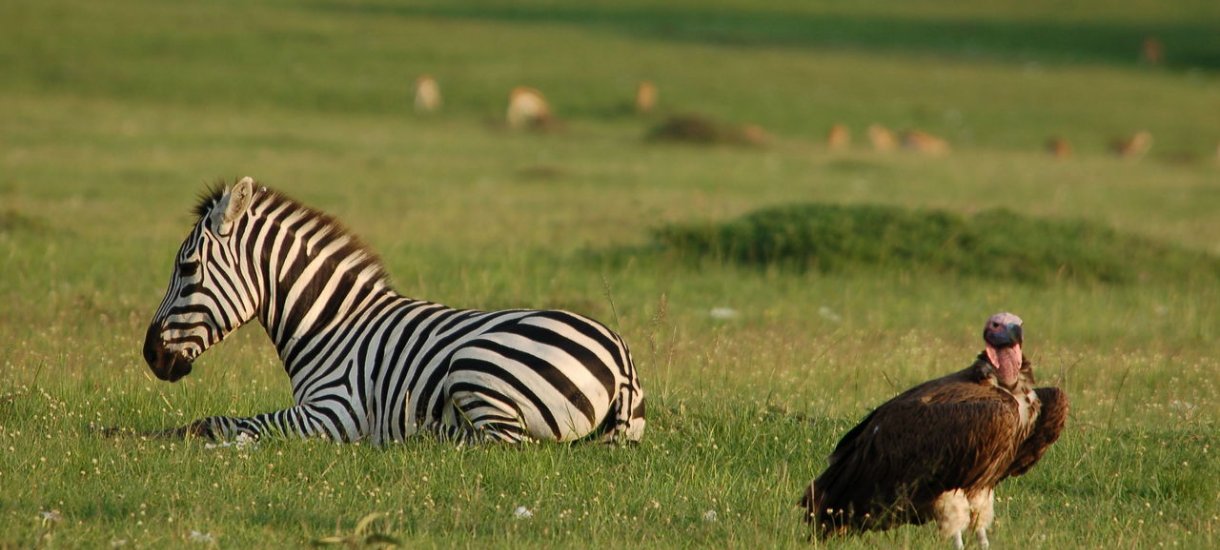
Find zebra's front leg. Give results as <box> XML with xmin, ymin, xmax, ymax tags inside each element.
<box><xmin>165</xmin><ymin>405</ymin><xmax>358</xmax><ymax>442</ymax></box>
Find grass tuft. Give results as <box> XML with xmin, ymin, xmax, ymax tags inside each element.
<box><xmin>653</xmin><ymin>202</ymin><xmax>1220</xmax><ymax>284</ymax></box>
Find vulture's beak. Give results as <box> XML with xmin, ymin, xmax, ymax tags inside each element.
<box><xmin>1004</xmin><ymin>323</ymin><xmax>1022</xmax><ymax>346</ymax></box>
<box><xmin>985</xmin><ymin>323</ymin><xmax>1022</xmax><ymax>348</ymax></box>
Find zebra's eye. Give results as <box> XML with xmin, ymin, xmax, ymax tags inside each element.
<box><xmin>178</xmin><ymin>261</ymin><xmax>199</xmax><ymax>276</ymax></box>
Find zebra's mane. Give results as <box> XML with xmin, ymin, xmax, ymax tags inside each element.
<box><xmin>193</xmin><ymin>181</ymin><xmax>228</xmax><ymax>219</ymax></box>
<box><xmin>193</xmin><ymin>180</ymin><xmax>392</xmax><ymax>287</ymax></box>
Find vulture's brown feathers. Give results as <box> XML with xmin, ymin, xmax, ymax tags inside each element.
<box><xmin>801</xmin><ymin>312</ymin><xmax>1068</xmax><ymax>549</ymax></box>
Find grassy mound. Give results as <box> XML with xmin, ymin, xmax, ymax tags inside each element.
<box><xmin>654</xmin><ymin>203</ymin><xmax>1219</xmax><ymax>284</ymax></box>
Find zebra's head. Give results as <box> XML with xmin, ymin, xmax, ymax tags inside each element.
<box><xmin>143</xmin><ymin>177</ymin><xmax>261</xmax><ymax>382</ymax></box>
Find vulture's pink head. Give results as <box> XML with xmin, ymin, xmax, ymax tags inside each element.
<box><xmin>982</xmin><ymin>312</ymin><xmax>1023</xmax><ymax>388</ymax></box>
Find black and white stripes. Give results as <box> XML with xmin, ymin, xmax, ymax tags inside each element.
<box><xmin>143</xmin><ymin>177</ymin><xmax>645</xmax><ymax>444</ymax></box>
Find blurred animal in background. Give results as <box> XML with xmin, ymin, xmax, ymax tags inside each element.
<box><xmin>827</xmin><ymin>124</ymin><xmax>851</xmax><ymax>151</ymax></box>
<box><xmin>739</xmin><ymin>123</ymin><xmax>772</xmax><ymax>146</ymax></box>
<box><xmin>1142</xmin><ymin>36</ymin><xmax>1164</xmax><ymax>65</ymax></box>
<box><xmin>635</xmin><ymin>81</ymin><xmax>658</xmax><ymax>114</ymax></box>
<box><xmin>414</xmin><ymin>75</ymin><xmax>441</xmax><ymax>113</ymax></box>
<box><xmin>801</xmin><ymin>312</ymin><xmax>1068</xmax><ymax>549</ymax></box>
<box><xmin>1110</xmin><ymin>131</ymin><xmax>1152</xmax><ymax>159</ymax></box>
<box><xmin>902</xmin><ymin>130</ymin><xmax>951</xmax><ymax>155</ymax></box>
<box><xmin>1045</xmin><ymin>137</ymin><xmax>1072</xmax><ymax>159</ymax></box>
<box><xmin>507</xmin><ymin>86</ymin><xmax>554</xmax><ymax>130</ymax></box>
<box><xmin>868</xmin><ymin>124</ymin><xmax>897</xmax><ymax>152</ymax></box>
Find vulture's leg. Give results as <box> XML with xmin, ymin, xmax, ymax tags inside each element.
<box><xmin>933</xmin><ymin>489</ymin><xmax>970</xmax><ymax>550</ymax></box>
<box><xmin>968</xmin><ymin>489</ymin><xmax>994</xmax><ymax>549</ymax></box>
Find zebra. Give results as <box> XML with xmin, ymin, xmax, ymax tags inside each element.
<box><xmin>141</xmin><ymin>177</ymin><xmax>645</xmax><ymax>445</ymax></box>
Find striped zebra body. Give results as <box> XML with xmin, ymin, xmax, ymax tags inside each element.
<box><xmin>142</xmin><ymin>178</ymin><xmax>645</xmax><ymax>444</ymax></box>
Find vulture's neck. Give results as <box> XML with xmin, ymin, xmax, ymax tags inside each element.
<box><xmin>975</xmin><ymin>352</ymin><xmax>1034</xmax><ymax>393</ymax></box>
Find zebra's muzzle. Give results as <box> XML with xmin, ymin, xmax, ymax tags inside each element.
<box><xmin>143</xmin><ymin>323</ymin><xmax>193</xmax><ymax>382</ymax></box>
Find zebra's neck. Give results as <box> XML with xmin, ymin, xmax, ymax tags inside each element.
<box><xmin>244</xmin><ymin>193</ymin><xmax>400</xmax><ymax>370</ymax></box>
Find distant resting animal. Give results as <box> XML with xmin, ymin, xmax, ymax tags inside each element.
<box><xmin>139</xmin><ymin>177</ymin><xmax>646</xmax><ymax>445</ymax></box>
<box><xmin>801</xmin><ymin>312</ymin><xmax>1068</xmax><ymax>549</ymax></box>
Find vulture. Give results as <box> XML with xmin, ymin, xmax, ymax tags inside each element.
<box><xmin>801</xmin><ymin>312</ymin><xmax>1068</xmax><ymax>549</ymax></box>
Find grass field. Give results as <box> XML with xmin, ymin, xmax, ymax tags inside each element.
<box><xmin>2</xmin><ymin>0</ymin><xmax>1218</xmax><ymax>547</ymax></box>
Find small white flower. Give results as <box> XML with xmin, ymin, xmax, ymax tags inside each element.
<box><xmin>110</xmin><ymin>539</ymin><xmax>128</xmax><ymax>548</ymax></box>
<box><xmin>39</xmin><ymin>509</ymin><xmax>62</xmax><ymax>524</ymax></box>
<box><xmin>818</xmin><ymin>306</ymin><xmax>842</xmax><ymax>323</ymax></box>
<box><xmin>709</xmin><ymin>307</ymin><xmax>738</xmax><ymax>320</ymax></box>
<box><xmin>189</xmin><ymin>530</ymin><xmax>215</xmax><ymax>543</ymax></box>
<box><xmin>513</xmin><ymin>506</ymin><xmax>533</xmax><ymax>519</ymax></box>
<box><xmin>702</xmin><ymin>509</ymin><xmax>717</xmax><ymax>522</ymax></box>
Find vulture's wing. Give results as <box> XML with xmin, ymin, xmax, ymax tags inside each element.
<box><xmin>811</xmin><ymin>384</ymin><xmax>1021</xmax><ymax>529</ymax></box>
<box><xmin>1004</xmin><ymin>386</ymin><xmax>1068</xmax><ymax>479</ymax></box>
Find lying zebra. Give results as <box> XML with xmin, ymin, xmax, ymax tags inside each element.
<box><xmin>139</xmin><ymin>177</ymin><xmax>645</xmax><ymax>444</ymax></box>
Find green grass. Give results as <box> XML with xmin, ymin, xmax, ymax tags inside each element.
<box><xmin>2</xmin><ymin>0</ymin><xmax>1219</xmax><ymax>547</ymax></box>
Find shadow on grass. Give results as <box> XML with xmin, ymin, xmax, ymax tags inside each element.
<box><xmin>310</xmin><ymin>2</ymin><xmax>1220</xmax><ymax>70</ymax></box>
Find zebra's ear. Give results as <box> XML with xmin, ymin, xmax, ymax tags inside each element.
<box><xmin>214</xmin><ymin>176</ymin><xmax>256</xmax><ymax>237</ymax></box>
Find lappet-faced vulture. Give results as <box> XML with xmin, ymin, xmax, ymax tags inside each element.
<box><xmin>801</xmin><ymin>312</ymin><xmax>1068</xmax><ymax>549</ymax></box>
